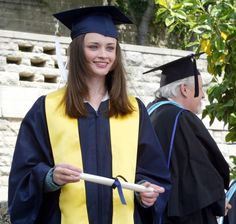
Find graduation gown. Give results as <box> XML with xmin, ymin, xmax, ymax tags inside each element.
<box><xmin>8</xmin><ymin>95</ymin><xmax>171</xmax><ymax>224</ymax></box>
<box><xmin>148</xmin><ymin>98</ymin><xmax>229</xmax><ymax>224</ymax></box>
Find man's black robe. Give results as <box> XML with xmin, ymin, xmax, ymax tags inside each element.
<box><xmin>148</xmin><ymin>98</ymin><xmax>229</xmax><ymax>224</ymax></box>
<box><xmin>8</xmin><ymin>96</ymin><xmax>171</xmax><ymax>224</ymax></box>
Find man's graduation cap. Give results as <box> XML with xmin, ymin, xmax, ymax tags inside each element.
<box><xmin>143</xmin><ymin>53</ymin><xmax>204</xmax><ymax>97</ymax></box>
<box><xmin>53</xmin><ymin>5</ymin><xmax>133</xmax><ymax>40</ymax></box>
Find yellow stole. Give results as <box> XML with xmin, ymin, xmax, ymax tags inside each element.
<box><xmin>45</xmin><ymin>87</ymin><xmax>139</xmax><ymax>224</ymax></box>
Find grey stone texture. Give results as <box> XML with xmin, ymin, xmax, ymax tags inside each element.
<box><xmin>0</xmin><ymin>0</ymin><xmax>136</xmax><ymax>44</ymax></box>
<box><xmin>0</xmin><ymin>0</ymin><xmax>102</xmax><ymax>36</ymax></box>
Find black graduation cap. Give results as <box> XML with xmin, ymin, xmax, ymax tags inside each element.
<box><xmin>143</xmin><ymin>53</ymin><xmax>204</xmax><ymax>97</ymax></box>
<box><xmin>53</xmin><ymin>5</ymin><xmax>133</xmax><ymax>40</ymax></box>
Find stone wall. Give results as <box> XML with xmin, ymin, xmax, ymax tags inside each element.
<box><xmin>0</xmin><ymin>0</ymin><xmax>136</xmax><ymax>44</ymax></box>
<box><xmin>0</xmin><ymin>29</ymin><xmax>235</xmax><ymax>205</ymax></box>
<box><xmin>0</xmin><ymin>0</ymin><xmax>103</xmax><ymax>36</ymax></box>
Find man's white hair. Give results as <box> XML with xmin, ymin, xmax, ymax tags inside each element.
<box><xmin>158</xmin><ymin>76</ymin><xmax>195</xmax><ymax>98</ymax></box>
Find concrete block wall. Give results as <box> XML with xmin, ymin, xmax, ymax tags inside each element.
<box><xmin>0</xmin><ymin>29</ymin><xmax>235</xmax><ymax>202</ymax></box>
<box><xmin>0</xmin><ymin>0</ymin><xmax>136</xmax><ymax>45</ymax></box>
<box><xmin>0</xmin><ymin>0</ymin><xmax>103</xmax><ymax>37</ymax></box>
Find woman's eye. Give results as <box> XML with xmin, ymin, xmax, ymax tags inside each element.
<box><xmin>106</xmin><ymin>46</ymin><xmax>115</xmax><ymax>52</ymax></box>
<box><xmin>88</xmin><ymin>45</ymin><xmax>98</xmax><ymax>50</ymax></box>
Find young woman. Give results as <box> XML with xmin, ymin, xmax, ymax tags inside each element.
<box><xmin>8</xmin><ymin>6</ymin><xmax>171</xmax><ymax>224</ymax></box>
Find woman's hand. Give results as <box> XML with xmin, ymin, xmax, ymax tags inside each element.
<box><xmin>53</xmin><ymin>163</ymin><xmax>82</xmax><ymax>186</ymax></box>
<box><xmin>139</xmin><ymin>182</ymin><xmax>165</xmax><ymax>207</ymax></box>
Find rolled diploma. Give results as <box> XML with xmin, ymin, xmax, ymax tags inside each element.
<box><xmin>80</xmin><ymin>173</ymin><xmax>154</xmax><ymax>193</ymax></box>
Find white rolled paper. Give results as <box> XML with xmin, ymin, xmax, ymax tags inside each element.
<box><xmin>80</xmin><ymin>173</ymin><xmax>154</xmax><ymax>193</ymax></box>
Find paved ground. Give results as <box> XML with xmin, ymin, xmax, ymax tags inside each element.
<box><xmin>0</xmin><ymin>202</ymin><xmax>10</xmax><ymax>224</ymax></box>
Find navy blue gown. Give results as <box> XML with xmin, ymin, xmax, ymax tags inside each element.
<box><xmin>8</xmin><ymin>96</ymin><xmax>171</xmax><ymax>224</ymax></box>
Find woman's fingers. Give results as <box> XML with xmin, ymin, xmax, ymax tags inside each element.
<box><xmin>139</xmin><ymin>182</ymin><xmax>165</xmax><ymax>207</ymax></box>
<box><xmin>53</xmin><ymin>163</ymin><xmax>82</xmax><ymax>185</ymax></box>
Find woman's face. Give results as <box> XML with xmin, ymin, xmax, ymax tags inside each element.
<box><xmin>84</xmin><ymin>33</ymin><xmax>117</xmax><ymax>77</ymax></box>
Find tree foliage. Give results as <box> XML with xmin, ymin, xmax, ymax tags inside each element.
<box><xmin>112</xmin><ymin>0</ymin><xmax>180</xmax><ymax>46</ymax></box>
<box><xmin>114</xmin><ymin>0</ymin><xmax>154</xmax><ymax>45</ymax></box>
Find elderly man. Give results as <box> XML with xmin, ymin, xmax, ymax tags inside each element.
<box><xmin>144</xmin><ymin>54</ymin><xmax>230</xmax><ymax>224</ymax></box>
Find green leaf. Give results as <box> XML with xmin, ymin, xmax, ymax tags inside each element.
<box><xmin>225</xmin><ymin>131</ymin><xmax>236</xmax><ymax>142</ymax></box>
<box><xmin>223</xmin><ymin>99</ymin><xmax>234</xmax><ymax>108</ymax></box>
<box><xmin>182</xmin><ymin>2</ymin><xmax>194</xmax><ymax>7</ymax></box>
<box><xmin>185</xmin><ymin>41</ymin><xmax>199</xmax><ymax>48</ymax></box>
<box><xmin>175</xmin><ymin>10</ymin><xmax>187</xmax><ymax>20</ymax></box>
<box><xmin>185</xmin><ymin>20</ymin><xmax>197</xmax><ymax>29</ymax></box>
<box><xmin>202</xmin><ymin>33</ymin><xmax>212</xmax><ymax>39</ymax></box>
<box><xmin>155</xmin><ymin>7</ymin><xmax>168</xmax><ymax>22</ymax></box>
<box><xmin>167</xmin><ymin>22</ymin><xmax>178</xmax><ymax>33</ymax></box>
<box><xmin>156</xmin><ymin>7</ymin><xmax>167</xmax><ymax>17</ymax></box>
<box><xmin>202</xmin><ymin>108</ymin><xmax>208</xmax><ymax>119</ymax></box>
<box><xmin>158</xmin><ymin>0</ymin><xmax>168</xmax><ymax>8</ymax></box>
<box><xmin>229</xmin><ymin>113</ymin><xmax>236</xmax><ymax>125</ymax></box>
<box><xmin>165</xmin><ymin>16</ymin><xmax>175</xmax><ymax>26</ymax></box>
<box><xmin>215</xmin><ymin>39</ymin><xmax>225</xmax><ymax>52</ymax></box>
<box><xmin>172</xmin><ymin>3</ymin><xmax>182</xmax><ymax>10</ymax></box>
<box><xmin>192</xmin><ymin>25</ymin><xmax>211</xmax><ymax>34</ymax></box>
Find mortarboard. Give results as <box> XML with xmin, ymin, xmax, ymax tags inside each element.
<box><xmin>53</xmin><ymin>5</ymin><xmax>133</xmax><ymax>40</ymax></box>
<box><xmin>143</xmin><ymin>53</ymin><xmax>204</xmax><ymax>97</ymax></box>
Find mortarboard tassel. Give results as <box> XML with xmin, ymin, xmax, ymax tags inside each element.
<box><xmin>54</xmin><ymin>21</ymin><xmax>68</xmax><ymax>88</ymax></box>
<box><xmin>193</xmin><ymin>57</ymin><xmax>199</xmax><ymax>97</ymax></box>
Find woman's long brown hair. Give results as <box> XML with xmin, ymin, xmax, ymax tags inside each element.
<box><xmin>64</xmin><ymin>35</ymin><xmax>135</xmax><ymax>118</ymax></box>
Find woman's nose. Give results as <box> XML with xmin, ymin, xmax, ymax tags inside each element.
<box><xmin>98</xmin><ymin>48</ymin><xmax>107</xmax><ymax>57</ymax></box>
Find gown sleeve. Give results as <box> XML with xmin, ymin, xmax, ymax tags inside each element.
<box><xmin>8</xmin><ymin>96</ymin><xmax>55</xmax><ymax>223</ymax></box>
<box><xmin>135</xmin><ymin>98</ymin><xmax>172</xmax><ymax>222</ymax></box>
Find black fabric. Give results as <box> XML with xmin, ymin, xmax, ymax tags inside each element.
<box><xmin>163</xmin><ymin>205</ymin><xmax>220</xmax><ymax>224</ymax></box>
<box><xmin>8</xmin><ymin>96</ymin><xmax>171</xmax><ymax>224</ymax></box>
<box><xmin>147</xmin><ymin>98</ymin><xmax>230</xmax><ymax>224</ymax></box>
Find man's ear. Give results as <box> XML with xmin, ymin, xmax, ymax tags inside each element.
<box><xmin>180</xmin><ymin>84</ymin><xmax>188</xmax><ymax>97</ymax></box>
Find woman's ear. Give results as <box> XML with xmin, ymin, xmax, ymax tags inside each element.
<box><xmin>179</xmin><ymin>84</ymin><xmax>188</xmax><ymax>97</ymax></box>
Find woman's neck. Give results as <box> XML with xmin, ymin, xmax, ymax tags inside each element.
<box><xmin>85</xmin><ymin>77</ymin><xmax>107</xmax><ymax>111</ymax></box>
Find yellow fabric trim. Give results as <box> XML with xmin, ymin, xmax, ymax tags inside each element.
<box><xmin>110</xmin><ymin>96</ymin><xmax>139</xmax><ymax>223</ymax></box>
<box><xmin>45</xmin><ymin>87</ymin><xmax>88</xmax><ymax>224</ymax></box>
<box><xmin>45</xmin><ymin>87</ymin><xmax>139</xmax><ymax>224</ymax></box>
